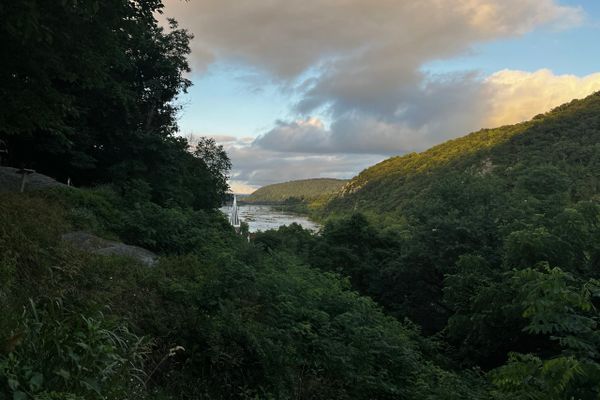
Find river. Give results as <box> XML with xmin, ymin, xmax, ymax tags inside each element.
<box><xmin>220</xmin><ymin>204</ymin><xmax>321</xmax><ymax>233</ymax></box>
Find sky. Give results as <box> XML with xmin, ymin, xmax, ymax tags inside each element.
<box><xmin>162</xmin><ymin>0</ymin><xmax>600</xmax><ymax>194</ymax></box>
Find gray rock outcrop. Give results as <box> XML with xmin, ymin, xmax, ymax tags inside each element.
<box><xmin>62</xmin><ymin>231</ymin><xmax>157</xmax><ymax>267</ymax></box>
<box><xmin>0</xmin><ymin>166</ymin><xmax>66</xmax><ymax>192</ymax></box>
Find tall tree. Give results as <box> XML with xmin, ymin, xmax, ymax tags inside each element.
<box><xmin>0</xmin><ymin>0</ymin><xmax>223</xmax><ymax>208</ymax></box>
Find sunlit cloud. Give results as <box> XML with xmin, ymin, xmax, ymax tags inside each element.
<box><xmin>164</xmin><ymin>0</ymin><xmax>583</xmax><ymax>79</ymax></box>
<box><xmin>162</xmin><ymin>0</ymin><xmax>592</xmax><ymax>188</ymax></box>
<box><xmin>229</xmin><ymin>180</ymin><xmax>258</xmax><ymax>195</ymax></box>
<box><xmin>484</xmin><ymin>69</ymin><xmax>600</xmax><ymax>127</ymax></box>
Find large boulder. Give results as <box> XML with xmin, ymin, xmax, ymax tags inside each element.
<box><xmin>0</xmin><ymin>166</ymin><xmax>66</xmax><ymax>192</ymax></box>
<box><xmin>62</xmin><ymin>231</ymin><xmax>157</xmax><ymax>267</ymax></box>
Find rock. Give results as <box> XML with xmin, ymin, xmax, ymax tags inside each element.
<box><xmin>0</xmin><ymin>166</ymin><xmax>66</xmax><ymax>192</ymax></box>
<box><xmin>61</xmin><ymin>231</ymin><xmax>157</xmax><ymax>267</ymax></box>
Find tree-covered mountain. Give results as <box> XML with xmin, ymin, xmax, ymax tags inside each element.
<box><xmin>243</xmin><ymin>178</ymin><xmax>347</xmax><ymax>209</ymax></box>
<box><xmin>263</xmin><ymin>92</ymin><xmax>600</xmax><ymax>397</ymax></box>
<box><xmin>325</xmin><ymin>92</ymin><xmax>600</xmax><ymax>219</ymax></box>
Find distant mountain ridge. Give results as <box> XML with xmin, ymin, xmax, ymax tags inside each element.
<box><xmin>243</xmin><ymin>178</ymin><xmax>348</xmax><ymax>207</ymax></box>
<box><xmin>324</xmin><ymin>92</ymin><xmax>600</xmax><ymax>218</ymax></box>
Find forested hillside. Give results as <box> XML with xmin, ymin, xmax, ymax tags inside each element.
<box><xmin>242</xmin><ymin>178</ymin><xmax>347</xmax><ymax>209</ymax></box>
<box><xmin>326</xmin><ymin>93</ymin><xmax>600</xmax><ymax>219</ymax></box>
<box><xmin>269</xmin><ymin>91</ymin><xmax>600</xmax><ymax>397</ymax></box>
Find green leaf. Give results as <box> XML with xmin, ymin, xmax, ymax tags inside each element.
<box><xmin>55</xmin><ymin>368</ymin><xmax>71</xmax><ymax>380</ymax></box>
<box><xmin>7</xmin><ymin>378</ymin><xmax>19</xmax><ymax>390</ymax></box>
<box><xmin>13</xmin><ymin>391</ymin><xmax>27</xmax><ymax>400</ymax></box>
<box><xmin>29</xmin><ymin>372</ymin><xmax>44</xmax><ymax>391</ymax></box>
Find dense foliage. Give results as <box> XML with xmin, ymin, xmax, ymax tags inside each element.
<box><xmin>0</xmin><ymin>189</ymin><xmax>488</xmax><ymax>399</ymax></box>
<box><xmin>0</xmin><ymin>0</ymin><xmax>229</xmax><ymax>209</ymax></box>
<box><xmin>289</xmin><ymin>92</ymin><xmax>600</xmax><ymax>398</ymax></box>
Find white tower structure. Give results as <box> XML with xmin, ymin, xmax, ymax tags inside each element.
<box><xmin>229</xmin><ymin>194</ymin><xmax>241</xmax><ymax>229</ymax></box>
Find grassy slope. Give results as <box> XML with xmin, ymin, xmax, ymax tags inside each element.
<box><xmin>325</xmin><ymin>92</ymin><xmax>600</xmax><ymax>218</ymax></box>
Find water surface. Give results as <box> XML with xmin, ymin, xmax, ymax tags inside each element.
<box><xmin>220</xmin><ymin>204</ymin><xmax>320</xmax><ymax>232</ymax></box>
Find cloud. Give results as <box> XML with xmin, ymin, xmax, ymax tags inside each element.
<box><xmin>206</xmin><ymin>134</ymin><xmax>238</xmax><ymax>143</ymax></box>
<box><xmin>229</xmin><ymin>180</ymin><xmax>258</xmax><ymax>195</ymax></box>
<box><xmin>253</xmin><ymin>118</ymin><xmax>331</xmax><ymax>153</ymax></box>
<box><xmin>162</xmin><ymin>1</ymin><xmax>591</xmax><ymax>187</ymax></box>
<box><xmin>225</xmin><ymin>67</ymin><xmax>600</xmax><ymax>188</ymax></box>
<box><xmin>254</xmin><ymin>115</ymin><xmax>449</xmax><ymax>155</ymax></box>
<box><xmin>222</xmin><ymin>142</ymin><xmax>382</xmax><ymax>187</ymax></box>
<box><xmin>164</xmin><ymin>0</ymin><xmax>581</xmax><ymax>80</ymax></box>
<box><xmin>184</xmin><ymin>133</ymin><xmax>381</xmax><ymax>190</ymax></box>
<box><xmin>254</xmin><ymin>69</ymin><xmax>600</xmax><ymax>155</ymax></box>
<box><xmin>484</xmin><ymin>69</ymin><xmax>600</xmax><ymax>127</ymax></box>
